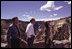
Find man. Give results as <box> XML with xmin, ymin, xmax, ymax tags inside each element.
<box><xmin>44</xmin><ymin>22</ymin><xmax>51</xmax><ymax>48</ymax></box>
<box><xmin>26</xmin><ymin>18</ymin><xmax>36</xmax><ymax>48</ymax></box>
<box><xmin>7</xmin><ymin>17</ymin><xmax>20</xmax><ymax>48</ymax></box>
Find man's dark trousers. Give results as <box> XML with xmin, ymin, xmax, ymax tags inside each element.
<box><xmin>27</xmin><ymin>36</ymin><xmax>34</xmax><ymax>48</ymax></box>
<box><xmin>11</xmin><ymin>38</ymin><xmax>20</xmax><ymax>48</ymax></box>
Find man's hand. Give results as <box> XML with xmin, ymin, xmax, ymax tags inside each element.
<box><xmin>35</xmin><ymin>35</ymin><xmax>36</xmax><ymax>38</ymax></box>
<box><xmin>31</xmin><ymin>35</ymin><xmax>35</xmax><ymax>38</ymax></box>
<box><xmin>7</xmin><ymin>45</ymin><xmax>11</xmax><ymax>48</ymax></box>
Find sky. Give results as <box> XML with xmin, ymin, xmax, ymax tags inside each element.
<box><xmin>1</xmin><ymin>1</ymin><xmax>71</xmax><ymax>21</ymax></box>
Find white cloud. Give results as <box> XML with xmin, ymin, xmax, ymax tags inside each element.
<box><xmin>40</xmin><ymin>1</ymin><xmax>63</xmax><ymax>12</ymax></box>
<box><xmin>68</xmin><ymin>1</ymin><xmax>71</xmax><ymax>4</ymax></box>
<box><xmin>64</xmin><ymin>1</ymin><xmax>71</xmax><ymax>4</ymax></box>
<box><xmin>50</xmin><ymin>13</ymin><xmax>57</xmax><ymax>17</ymax></box>
<box><xmin>36</xmin><ymin>17</ymin><xmax>61</xmax><ymax>21</ymax></box>
<box><xmin>54</xmin><ymin>6</ymin><xmax>63</xmax><ymax>10</ymax></box>
<box><xmin>21</xmin><ymin>14</ymin><xmax>62</xmax><ymax>21</ymax></box>
<box><xmin>27</xmin><ymin>16</ymin><xmax>34</xmax><ymax>19</ymax></box>
<box><xmin>20</xmin><ymin>17</ymin><xmax>63</xmax><ymax>21</ymax></box>
<box><xmin>22</xmin><ymin>14</ymin><xmax>26</xmax><ymax>16</ymax></box>
<box><xmin>53</xmin><ymin>14</ymin><xmax>57</xmax><ymax>16</ymax></box>
<box><xmin>50</xmin><ymin>15</ymin><xmax>53</xmax><ymax>17</ymax></box>
<box><xmin>22</xmin><ymin>14</ymin><xmax>34</xmax><ymax>21</ymax></box>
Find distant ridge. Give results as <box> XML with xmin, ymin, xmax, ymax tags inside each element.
<box><xmin>1</xmin><ymin>16</ymin><xmax>71</xmax><ymax>22</ymax></box>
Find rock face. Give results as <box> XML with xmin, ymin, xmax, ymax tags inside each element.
<box><xmin>52</xmin><ymin>17</ymin><xmax>71</xmax><ymax>40</ymax></box>
<box><xmin>50</xmin><ymin>17</ymin><xmax>71</xmax><ymax>48</ymax></box>
<box><xmin>1</xmin><ymin>16</ymin><xmax>71</xmax><ymax>48</ymax></box>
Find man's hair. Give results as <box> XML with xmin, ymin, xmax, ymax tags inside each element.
<box><xmin>44</xmin><ymin>21</ymin><xmax>50</xmax><ymax>29</ymax></box>
<box><xmin>12</xmin><ymin>17</ymin><xmax>18</xmax><ymax>21</ymax></box>
<box><xmin>30</xmin><ymin>18</ymin><xmax>35</xmax><ymax>22</ymax></box>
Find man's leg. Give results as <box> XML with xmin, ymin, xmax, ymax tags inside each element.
<box><xmin>47</xmin><ymin>38</ymin><xmax>51</xmax><ymax>48</ymax></box>
<box><xmin>11</xmin><ymin>39</ymin><xmax>20</xmax><ymax>48</ymax></box>
<box><xmin>31</xmin><ymin>37</ymin><xmax>34</xmax><ymax>48</ymax></box>
<box><xmin>45</xmin><ymin>36</ymin><xmax>48</xmax><ymax>48</ymax></box>
<box><xmin>27</xmin><ymin>38</ymin><xmax>32</xmax><ymax>48</ymax></box>
<box><xmin>11</xmin><ymin>39</ymin><xmax>15</xmax><ymax>48</ymax></box>
<box><xmin>16</xmin><ymin>39</ymin><xmax>20</xmax><ymax>48</ymax></box>
<box><xmin>27</xmin><ymin>37</ymin><xmax>34</xmax><ymax>48</ymax></box>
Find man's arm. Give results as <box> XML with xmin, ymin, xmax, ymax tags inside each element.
<box><xmin>7</xmin><ymin>27</ymin><xmax>11</xmax><ymax>47</ymax></box>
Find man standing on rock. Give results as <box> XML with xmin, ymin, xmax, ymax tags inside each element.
<box><xmin>7</xmin><ymin>17</ymin><xmax>21</xmax><ymax>48</ymax></box>
<box><xmin>26</xmin><ymin>18</ymin><xmax>36</xmax><ymax>48</ymax></box>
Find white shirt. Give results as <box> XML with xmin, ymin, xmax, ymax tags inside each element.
<box><xmin>26</xmin><ymin>23</ymin><xmax>35</xmax><ymax>38</ymax></box>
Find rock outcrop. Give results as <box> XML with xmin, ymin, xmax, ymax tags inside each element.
<box><xmin>1</xmin><ymin>16</ymin><xmax>71</xmax><ymax>48</ymax></box>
